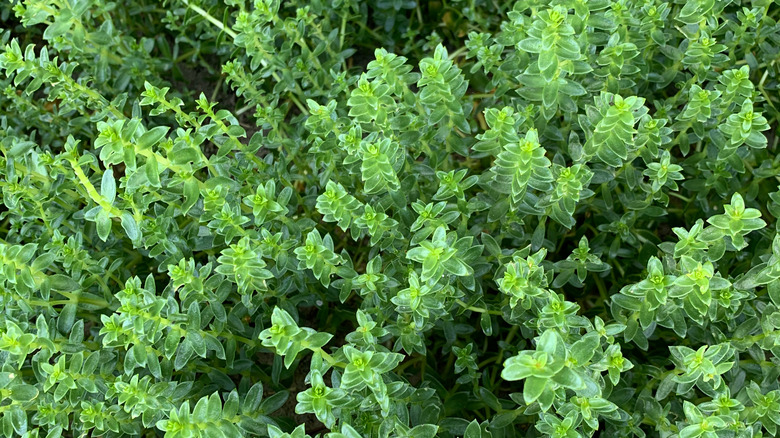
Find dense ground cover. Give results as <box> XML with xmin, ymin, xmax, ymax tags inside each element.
<box><xmin>2</xmin><ymin>0</ymin><xmax>780</xmax><ymax>436</ymax></box>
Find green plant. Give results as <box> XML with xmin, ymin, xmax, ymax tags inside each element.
<box><xmin>2</xmin><ymin>0</ymin><xmax>780</xmax><ymax>437</ymax></box>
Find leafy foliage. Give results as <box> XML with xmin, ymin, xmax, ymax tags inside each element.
<box><xmin>2</xmin><ymin>0</ymin><xmax>780</xmax><ymax>437</ymax></box>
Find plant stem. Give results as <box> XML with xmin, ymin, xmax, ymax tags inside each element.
<box><xmin>455</xmin><ymin>299</ymin><xmax>503</xmax><ymax>315</ymax></box>
<box><xmin>181</xmin><ymin>0</ymin><xmax>238</xmax><ymax>39</ymax></box>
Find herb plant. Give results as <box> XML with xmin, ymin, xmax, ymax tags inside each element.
<box><xmin>1</xmin><ymin>0</ymin><xmax>780</xmax><ymax>437</ymax></box>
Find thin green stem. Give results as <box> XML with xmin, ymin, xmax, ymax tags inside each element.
<box><xmin>455</xmin><ymin>299</ymin><xmax>503</xmax><ymax>315</ymax></box>
<box><xmin>181</xmin><ymin>0</ymin><xmax>238</xmax><ymax>39</ymax></box>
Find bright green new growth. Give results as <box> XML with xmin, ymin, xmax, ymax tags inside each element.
<box><xmin>2</xmin><ymin>0</ymin><xmax>780</xmax><ymax>437</ymax></box>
